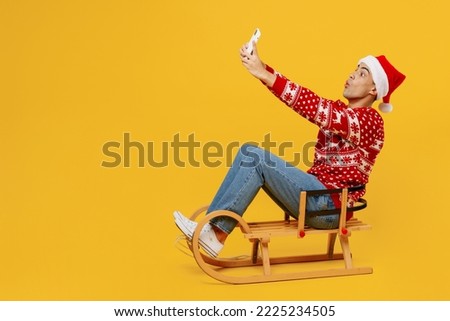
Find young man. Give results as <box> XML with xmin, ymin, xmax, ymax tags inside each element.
<box><xmin>174</xmin><ymin>41</ymin><xmax>405</xmax><ymax>258</ymax></box>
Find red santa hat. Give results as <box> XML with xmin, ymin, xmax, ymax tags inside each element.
<box><xmin>358</xmin><ymin>55</ymin><xmax>406</xmax><ymax>113</ymax></box>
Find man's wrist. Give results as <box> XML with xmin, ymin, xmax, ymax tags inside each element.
<box><xmin>259</xmin><ymin>69</ymin><xmax>276</xmax><ymax>87</ymax></box>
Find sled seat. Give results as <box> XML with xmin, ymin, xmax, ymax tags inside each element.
<box><xmin>245</xmin><ymin>216</ymin><xmax>370</xmax><ymax>239</ymax></box>
<box><xmin>241</xmin><ymin>186</ymin><xmax>372</xmax><ymax>279</ymax></box>
<box><xmin>244</xmin><ymin>185</ymin><xmax>370</xmax><ymax>239</ymax></box>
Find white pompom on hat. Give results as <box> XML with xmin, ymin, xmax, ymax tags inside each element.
<box><xmin>358</xmin><ymin>55</ymin><xmax>406</xmax><ymax>113</ymax></box>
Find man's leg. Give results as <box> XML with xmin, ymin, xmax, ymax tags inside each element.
<box><xmin>207</xmin><ymin>144</ymin><xmax>337</xmax><ymax>234</ymax></box>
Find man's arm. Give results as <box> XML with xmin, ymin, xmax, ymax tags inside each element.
<box><xmin>239</xmin><ymin>44</ymin><xmax>383</xmax><ymax>148</ymax></box>
<box><xmin>239</xmin><ymin>42</ymin><xmax>340</xmax><ymax>129</ymax></box>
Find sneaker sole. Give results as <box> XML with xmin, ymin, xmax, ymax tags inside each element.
<box><xmin>174</xmin><ymin>215</ymin><xmax>195</xmax><ymax>240</ymax></box>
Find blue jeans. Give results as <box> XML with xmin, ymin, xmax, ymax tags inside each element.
<box><xmin>207</xmin><ymin>144</ymin><xmax>338</xmax><ymax>234</ymax></box>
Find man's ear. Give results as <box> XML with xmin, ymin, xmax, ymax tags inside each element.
<box><xmin>369</xmin><ymin>86</ymin><xmax>377</xmax><ymax>99</ymax></box>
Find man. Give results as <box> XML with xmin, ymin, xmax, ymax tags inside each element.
<box><xmin>174</xmin><ymin>41</ymin><xmax>405</xmax><ymax>258</ymax></box>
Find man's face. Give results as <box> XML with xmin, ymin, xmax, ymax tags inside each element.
<box><xmin>343</xmin><ymin>62</ymin><xmax>377</xmax><ymax>101</ymax></box>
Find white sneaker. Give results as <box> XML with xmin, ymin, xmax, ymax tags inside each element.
<box><xmin>173</xmin><ymin>211</ymin><xmax>223</xmax><ymax>257</ymax></box>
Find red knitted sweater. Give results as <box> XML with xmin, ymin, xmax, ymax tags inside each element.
<box><xmin>265</xmin><ymin>65</ymin><xmax>384</xmax><ymax>216</ymax></box>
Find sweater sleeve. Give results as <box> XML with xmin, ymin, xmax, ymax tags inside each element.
<box><xmin>264</xmin><ymin>65</ymin><xmax>383</xmax><ymax>148</ymax></box>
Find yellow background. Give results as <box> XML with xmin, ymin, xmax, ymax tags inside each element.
<box><xmin>1</xmin><ymin>0</ymin><xmax>449</xmax><ymax>300</ymax></box>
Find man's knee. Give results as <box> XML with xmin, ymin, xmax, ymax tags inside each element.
<box><xmin>239</xmin><ymin>143</ymin><xmax>263</xmax><ymax>168</ymax></box>
<box><xmin>240</xmin><ymin>143</ymin><xmax>259</xmax><ymax>153</ymax></box>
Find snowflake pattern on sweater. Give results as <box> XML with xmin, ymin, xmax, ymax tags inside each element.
<box><xmin>265</xmin><ymin>65</ymin><xmax>385</xmax><ymax>213</ymax></box>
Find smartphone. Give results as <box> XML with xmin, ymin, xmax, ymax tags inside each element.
<box><xmin>246</xmin><ymin>28</ymin><xmax>261</xmax><ymax>55</ymax></box>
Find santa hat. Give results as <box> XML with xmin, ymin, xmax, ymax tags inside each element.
<box><xmin>358</xmin><ymin>55</ymin><xmax>406</xmax><ymax>113</ymax></box>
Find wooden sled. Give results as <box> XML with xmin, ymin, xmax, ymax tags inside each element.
<box><xmin>187</xmin><ymin>186</ymin><xmax>372</xmax><ymax>284</ymax></box>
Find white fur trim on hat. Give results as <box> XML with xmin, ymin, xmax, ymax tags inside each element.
<box><xmin>378</xmin><ymin>102</ymin><xmax>393</xmax><ymax>113</ymax></box>
<box><xmin>358</xmin><ymin>55</ymin><xmax>389</xmax><ymax>101</ymax></box>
